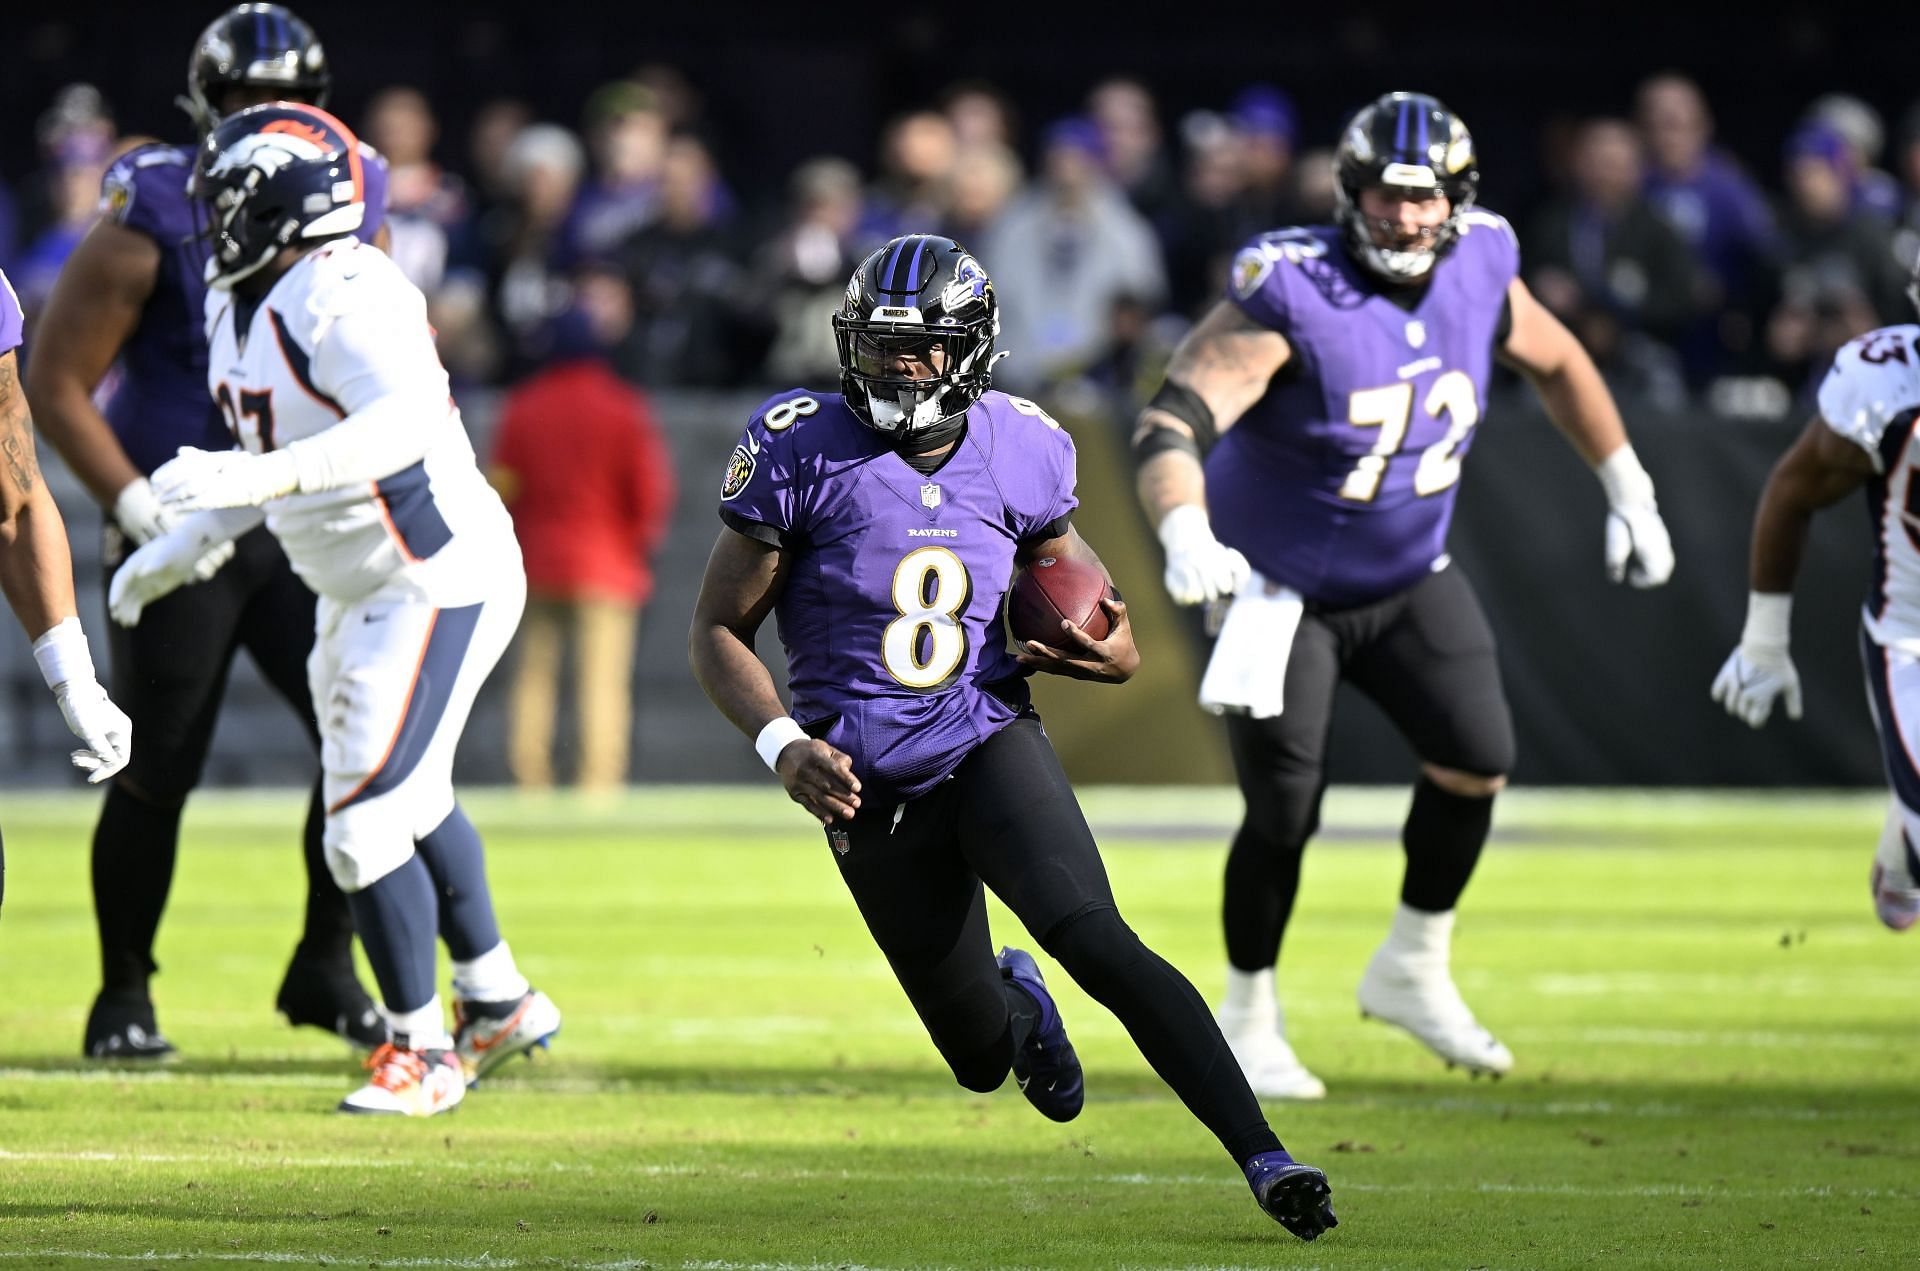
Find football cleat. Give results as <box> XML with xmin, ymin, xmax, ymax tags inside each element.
<box><xmin>275</xmin><ymin>957</ymin><xmax>387</xmax><ymax>1049</ymax></box>
<box><xmin>453</xmin><ymin>989</ymin><xmax>561</xmax><ymax>1085</ymax></box>
<box><xmin>1219</xmin><ymin>1007</ymin><xmax>1327</xmax><ymax>1100</ymax></box>
<box><xmin>337</xmin><ymin>1043</ymin><xmax>465</xmax><ymax>1116</ymax></box>
<box><xmin>996</xmin><ymin>946</ymin><xmax>1084</xmax><ymax>1122</ymax></box>
<box><xmin>1244</xmin><ymin>1150</ymin><xmax>1338</xmax><ymax>1241</ymax></box>
<box><xmin>1871</xmin><ymin>825</ymin><xmax>1920</xmax><ymax>932</ymax></box>
<box><xmin>83</xmin><ymin>990</ymin><xmax>177</xmax><ymax>1061</ymax></box>
<box><xmin>1357</xmin><ymin>944</ymin><xmax>1513</xmax><ymax>1076</ymax></box>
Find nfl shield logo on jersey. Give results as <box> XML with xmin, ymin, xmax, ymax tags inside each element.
<box><xmin>1405</xmin><ymin>320</ymin><xmax>1427</xmax><ymax>349</ymax></box>
<box><xmin>921</xmin><ymin>482</ymin><xmax>942</xmax><ymax>509</ymax></box>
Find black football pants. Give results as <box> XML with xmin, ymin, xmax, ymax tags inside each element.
<box><xmin>830</xmin><ymin>713</ymin><xmax>1281</xmax><ymax>1165</ymax></box>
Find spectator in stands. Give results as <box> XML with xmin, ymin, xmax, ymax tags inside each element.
<box><xmin>1288</xmin><ymin>147</ymin><xmax>1338</xmax><ymax>224</ymax></box>
<box><xmin>858</xmin><ymin>111</ymin><xmax>956</xmax><ymax>247</ymax></box>
<box><xmin>618</xmin><ymin>134</ymin><xmax>743</xmax><ymax>386</ymax></box>
<box><xmin>1228</xmin><ymin>85</ymin><xmax>1297</xmax><ymax>227</ymax></box>
<box><xmin>942</xmin><ymin>142</ymin><xmax>1023</xmax><ymax>247</ymax></box>
<box><xmin>1090</xmin><ymin>77</ymin><xmax>1177</xmax><ymax>223</ymax></box>
<box><xmin>982</xmin><ymin>116</ymin><xmax>1166</xmax><ymax>390</ymax></box>
<box><xmin>363</xmin><ymin>86</ymin><xmax>472</xmax><ymax>296</ymax></box>
<box><xmin>758</xmin><ymin>157</ymin><xmax>866</xmax><ymax>386</ymax></box>
<box><xmin>468</xmin><ymin>99</ymin><xmax>534</xmax><ymax>205</ymax></box>
<box><xmin>15</xmin><ymin>85</ymin><xmax>115</xmax><ymax>331</ymax></box>
<box><xmin>491</xmin><ymin>296</ymin><xmax>675</xmax><ymax>793</ymax></box>
<box><xmin>1634</xmin><ymin>73</ymin><xmax>1776</xmax><ymax>382</ymax></box>
<box><xmin>1526</xmin><ymin>118</ymin><xmax>1697</xmax><ymax>404</ymax></box>
<box><xmin>562</xmin><ymin>81</ymin><xmax>668</xmax><ymax>266</ymax></box>
<box><xmin>481</xmin><ymin>123</ymin><xmax>587</xmax><ymax>377</ymax></box>
<box><xmin>942</xmin><ymin>80</ymin><xmax>1019</xmax><ymax>152</ymax></box>
<box><xmin>1159</xmin><ymin>110</ymin><xmax>1252</xmax><ymax>315</ymax></box>
<box><xmin>1804</xmin><ymin>93</ymin><xmax>1903</xmax><ymax>222</ymax></box>
<box><xmin>1894</xmin><ymin>101</ymin><xmax>1920</xmax><ymax>277</ymax></box>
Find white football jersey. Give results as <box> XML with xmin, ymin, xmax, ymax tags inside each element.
<box><xmin>203</xmin><ymin>239</ymin><xmax>516</xmax><ymax>604</ymax></box>
<box><xmin>1818</xmin><ymin>324</ymin><xmax>1920</xmax><ymax>649</ymax></box>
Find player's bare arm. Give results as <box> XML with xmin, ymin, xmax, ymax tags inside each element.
<box><xmin>1498</xmin><ymin>276</ymin><xmax>1675</xmax><ymax>587</ymax></box>
<box><xmin>1133</xmin><ymin>302</ymin><xmax>1291</xmax><ymax>524</ymax></box>
<box><xmin>1013</xmin><ymin>525</ymin><xmax>1139</xmax><ymax>684</ymax></box>
<box><xmin>0</xmin><ymin>350</ymin><xmax>76</xmax><ymax>638</ymax></box>
<box><xmin>689</xmin><ymin>527</ymin><xmax>861</xmax><ymax>825</ymax></box>
<box><xmin>26</xmin><ymin>218</ymin><xmax>159</xmax><ymax>508</ymax></box>
<box><xmin>1749</xmin><ymin>417</ymin><xmax>1876</xmax><ymax>592</ymax></box>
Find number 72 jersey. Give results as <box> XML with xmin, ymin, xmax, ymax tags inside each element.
<box><xmin>718</xmin><ymin>388</ymin><xmax>1077</xmax><ymax>803</ymax></box>
<box><xmin>1206</xmin><ymin>213</ymin><xmax>1520</xmax><ymax>607</ymax></box>
<box><xmin>1819</xmin><ymin>324</ymin><xmax>1920</xmax><ymax>649</ymax></box>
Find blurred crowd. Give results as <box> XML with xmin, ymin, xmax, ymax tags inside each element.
<box><xmin>5</xmin><ymin>70</ymin><xmax>1920</xmax><ymax>419</ymax></box>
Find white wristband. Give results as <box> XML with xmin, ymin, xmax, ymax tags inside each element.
<box><xmin>32</xmin><ymin>617</ymin><xmax>96</xmax><ymax>691</ymax></box>
<box><xmin>754</xmin><ymin>716</ymin><xmax>809</xmax><ymax>772</ymax></box>
<box><xmin>1741</xmin><ymin>591</ymin><xmax>1792</xmax><ymax>650</ymax></box>
<box><xmin>1156</xmin><ymin>503</ymin><xmax>1214</xmax><ymax>552</ymax></box>
<box><xmin>1595</xmin><ymin>444</ymin><xmax>1655</xmax><ymax>508</ymax></box>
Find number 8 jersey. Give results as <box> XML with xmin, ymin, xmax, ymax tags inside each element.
<box><xmin>1818</xmin><ymin>325</ymin><xmax>1920</xmax><ymax>650</ymax></box>
<box><xmin>1207</xmin><ymin>212</ymin><xmax>1520</xmax><ymax>607</ymax></box>
<box><xmin>720</xmin><ymin>388</ymin><xmax>1077</xmax><ymax>803</ymax></box>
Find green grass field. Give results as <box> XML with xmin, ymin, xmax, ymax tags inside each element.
<box><xmin>1</xmin><ymin>785</ymin><xmax>1915</xmax><ymax>1269</ymax></box>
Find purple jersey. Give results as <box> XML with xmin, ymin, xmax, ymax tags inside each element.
<box><xmin>1208</xmin><ymin>212</ymin><xmax>1520</xmax><ymax>606</ymax></box>
<box><xmin>0</xmin><ymin>268</ymin><xmax>22</xmax><ymax>356</ymax></box>
<box><xmin>99</xmin><ymin>140</ymin><xmax>390</xmax><ymax>476</ymax></box>
<box><xmin>720</xmin><ymin>389</ymin><xmax>1077</xmax><ymax>803</ymax></box>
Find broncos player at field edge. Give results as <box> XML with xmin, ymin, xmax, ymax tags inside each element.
<box><xmin>690</xmin><ymin>234</ymin><xmax>1338</xmax><ymax>1241</ymax></box>
<box><xmin>1132</xmin><ymin>93</ymin><xmax>1675</xmax><ymax>1097</ymax></box>
<box><xmin>27</xmin><ymin>3</ymin><xmax>392</xmax><ymax>1060</ymax></box>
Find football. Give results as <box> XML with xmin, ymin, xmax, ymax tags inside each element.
<box><xmin>1007</xmin><ymin>555</ymin><xmax>1115</xmax><ymax>647</ymax></box>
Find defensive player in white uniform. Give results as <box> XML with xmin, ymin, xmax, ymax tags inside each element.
<box><xmin>1713</xmin><ymin>259</ymin><xmax>1920</xmax><ymax>931</ymax></box>
<box><xmin>109</xmin><ymin>103</ymin><xmax>558</xmax><ymax>1116</ymax></box>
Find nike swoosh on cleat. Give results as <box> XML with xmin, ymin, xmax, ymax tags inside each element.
<box><xmin>467</xmin><ymin>998</ymin><xmax>535</xmax><ymax>1053</ymax></box>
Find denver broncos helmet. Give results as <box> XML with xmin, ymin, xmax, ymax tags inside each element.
<box><xmin>180</xmin><ymin>4</ymin><xmax>332</xmax><ymax>135</ymax></box>
<box><xmin>189</xmin><ymin>102</ymin><xmax>365</xmax><ymax>289</ymax></box>
<box><xmin>833</xmin><ymin>234</ymin><xmax>1000</xmax><ymax>444</ymax></box>
<box><xmin>1333</xmin><ymin>92</ymin><xmax>1480</xmax><ymax>283</ymax></box>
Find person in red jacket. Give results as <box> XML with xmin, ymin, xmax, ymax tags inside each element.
<box><xmin>490</xmin><ymin>282</ymin><xmax>675</xmax><ymax>790</ymax></box>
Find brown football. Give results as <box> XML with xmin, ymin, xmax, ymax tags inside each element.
<box><xmin>1007</xmin><ymin>555</ymin><xmax>1115</xmax><ymax>647</ymax></box>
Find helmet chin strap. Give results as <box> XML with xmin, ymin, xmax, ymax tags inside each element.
<box><xmin>868</xmin><ymin>386</ymin><xmax>964</xmax><ymax>451</ymax></box>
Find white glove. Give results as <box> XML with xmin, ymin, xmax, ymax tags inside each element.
<box><xmin>30</xmin><ymin>618</ymin><xmax>132</xmax><ymax>782</ymax></box>
<box><xmin>112</xmin><ymin>476</ymin><xmax>175</xmax><ymax>545</ymax></box>
<box><xmin>1157</xmin><ymin>504</ymin><xmax>1250</xmax><ymax>606</ymax></box>
<box><xmin>151</xmin><ymin>446</ymin><xmax>299</xmax><ymax>512</ymax></box>
<box><xmin>1710</xmin><ymin>593</ymin><xmax>1802</xmax><ymax>728</ymax></box>
<box><xmin>108</xmin><ymin>517</ymin><xmax>243</xmax><ymax>626</ymax></box>
<box><xmin>1597</xmin><ymin>445</ymin><xmax>1675</xmax><ymax>588</ymax></box>
<box><xmin>55</xmin><ymin>678</ymin><xmax>133</xmax><ymax>783</ymax></box>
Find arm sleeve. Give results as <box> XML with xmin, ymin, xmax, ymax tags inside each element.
<box><xmin>285</xmin><ymin>292</ymin><xmax>452</xmax><ymax>493</ymax></box>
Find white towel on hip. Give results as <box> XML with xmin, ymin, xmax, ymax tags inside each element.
<box><xmin>1198</xmin><ymin>573</ymin><xmax>1304</xmax><ymax>719</ymax></box>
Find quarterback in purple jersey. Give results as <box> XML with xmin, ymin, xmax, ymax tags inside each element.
<box><xmin>692</xmin><ymin>235</ymin><xmax>1338</xmax><ymax>1242</ymax></box>
<box><xmin>1133</xmin><ymin>93</ymin><xmax>1675</xmax><ymax>1098</ymax></box>
<box><xmin>27</xmin><ymin>3</ymin><xmax>391</xmax><ymax>1061</ymax></box>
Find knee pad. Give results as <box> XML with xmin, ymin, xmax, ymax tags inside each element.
<box><xmin>322</xmin><ymin>801</ymin><xmax>415</xmax><ymax>893</ymax></box>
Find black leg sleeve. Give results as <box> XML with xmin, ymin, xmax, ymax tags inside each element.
<box><xmin>1400</xmin><ymin>776</ymin><xmax>1495</xmax><ymax>913</ymax></box>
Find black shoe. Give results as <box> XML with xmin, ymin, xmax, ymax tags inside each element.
<box><xmin>996</xmin><ymin>946</ymin><xmax>1085</xmax><ymax>1122</ymax></box>
<box><xmin>276</xmin><ymin>958</ymin><xmax>387</xmax><ymax>1050</ymax></box>
<box><xmin>84</xmin><ymin>990</ymin><xmax>177</xmax><ymax>1061</ymax></box>
<box><xmin>1244</xmin><ymin>1151</ymin><xmax>1338</xmax><ymax>1242</ymax></box>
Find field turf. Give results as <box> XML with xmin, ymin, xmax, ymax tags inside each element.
<box><xmin>0</xmin><ymin>785</ymin><xmax>1913</xmax><ymax>1269</ymax></box>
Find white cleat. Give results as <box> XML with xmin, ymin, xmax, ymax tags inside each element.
<box><xmin>338</xmin><ymin>1043</ymin><xmax>466</xmax><ymax>1116</ymax></box>
<box><xmin>1872</xmin><ymin>859</ymin><xmax>1920</xmax><ymax>932</ymax></box>
<box><xmin>1220</xmin><ymin>1009</ymin><xmax>1327</xmax><ymax>1100</ymax></box>
<box><xmin>1357</xmin><ymin>944</ymin><xmax>1513</xmax><ymax>1077</ymax></box>
<box><xmin>454</xmin><ymin>989</ymin><xmax>561</xmax><ymax>1085</ymax></box>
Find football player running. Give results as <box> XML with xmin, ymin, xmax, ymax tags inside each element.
<box><xmin>1712</xmin><ymin>260</ymin><xmax>1920</xmax><ymax>933</ymax></box>
<box><xmin>690</xmin><ymin>234</ymin><xmax>1338</xmax><ymax>1241</ymax></box>
<box><xmin>29</xmin><ymin>3</ymin><xmax>393</xmax><ymax>1059</ymax></box>
<box><xmin>1132</xmin><ymin>93</ymin><xmax>1675</xmax><ymax>1097</ymax></box>
<box><xmin>0</xmin><ymin>270</ymin><xmax>134</xmax><ymax>917</ymax></box>
<box><xmin>110</xmin><ymin>103</ymin><xmax>557</xmax><ymax>1117</ymax></box>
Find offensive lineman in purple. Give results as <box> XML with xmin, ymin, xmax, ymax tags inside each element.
<box><xmin>25</xmin><ymin>4</ymin><xmax>392</xmax><ymax>1061</ymax></box>
<box><xmin>693</xmin><ymin>235</ymin><xmax>1338</xmax><ymax>1241</ymax></box>
<box><xmin>1133</xmin><ymin>93</ymin><xmax>1675</xmax><ymax>1100</ymax></box>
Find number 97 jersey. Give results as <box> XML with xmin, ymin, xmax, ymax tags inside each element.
<box><xmin>718</xmin><ymin>389</ymin><xmax>1077</xmax><ymax>804</ymax></box>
